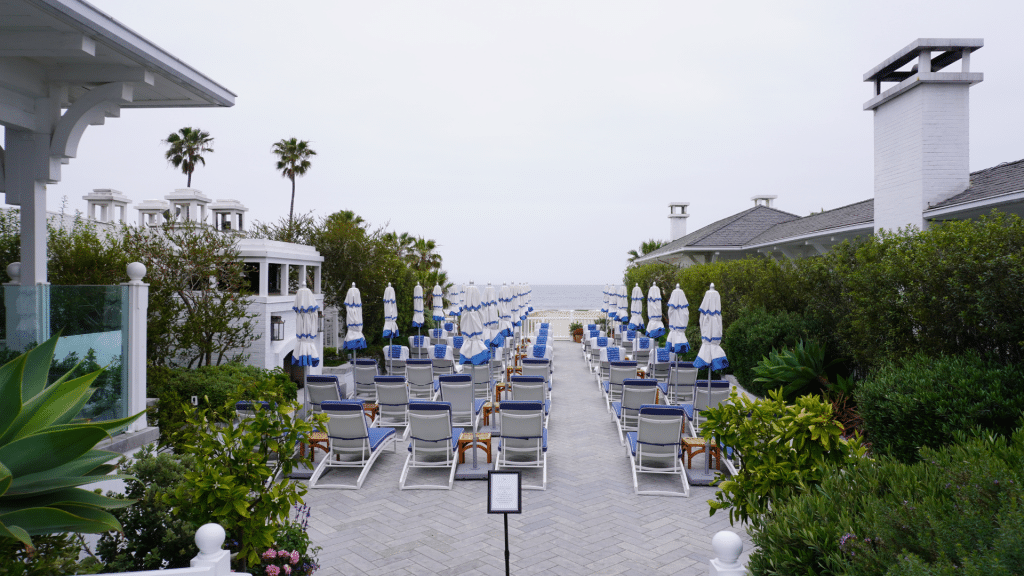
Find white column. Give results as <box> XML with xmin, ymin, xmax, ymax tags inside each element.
<box><xmin>191</xmin><ymin>524</ymin><xmax>232</xmax><ymax>576</ymax></box>
<box><xmin>121</xmin><ymin>262</ymin><xmax>149</xmax><ymax>432</ymax></box>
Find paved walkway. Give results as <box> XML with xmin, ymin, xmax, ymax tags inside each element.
<box><xmin>303</xmin><ymin>340</ymin><xmax>752</xmax><ymax>575</ymax></box>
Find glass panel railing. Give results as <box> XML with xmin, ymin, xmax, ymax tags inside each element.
<box><xmin>1</xmin><ymin>285</ymin><xmax>128</xmax><ymax>424</ymax></box>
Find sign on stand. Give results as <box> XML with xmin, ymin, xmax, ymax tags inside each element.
<box><xmin>488</xmin><ymin>471</ymin><xmax>521</xmax><ymax>576</ymax></box>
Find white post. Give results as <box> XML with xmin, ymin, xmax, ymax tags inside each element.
<box><xmin>709</xmin><ymin>530</ymin><xmax>747</xmax><ymax>576</ymax></box>
<box><xmin>122</xmin><ymin>262</ymin><xmax>149</xmax><ymax>432</ymax></box>
<box><xmin>191</xmin><ymin>523</ymin><xmax>233</xmax><ymax>576</ymax></box>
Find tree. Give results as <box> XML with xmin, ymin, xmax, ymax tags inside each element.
<box><xmin>123</xmin><ymin>221</ymin><xmax>258</xmax><ymax>367</ymax></box>
<box><xmin>408</xmin><ymin>237</ymin><xmax>442</xmax><ymax>272</ymax></box>
<box><xmin>271</xmin><ymin>138</ymin><xmax>317</xmax><ymax>231</ymax></box>
<box><xmin>627</xmin><ymin>239</ymin><xmax>665</xmax><ymax>263</ymax></box>
<box><xmin>163</xmin><ymin>127</ymin><xmax>214</xmax><ymax>187</ymax></box>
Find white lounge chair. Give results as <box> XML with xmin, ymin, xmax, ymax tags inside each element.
<box><xmin>438</xmin><ymin>374</ymin><xmax>484</xmax><ymax>433</ymax></box>
<box><xmin>398</xmin><ymin>401</ymin><xmax>463</xmax><ymax>490</ymax></box>
<box><xmin>375</xmin><ymin>376</ymin><xmax>411</xmax><ymax>440</ymax></box>
<box><xmin>352</xmin><ymin>358</ymin><xmax>378</xmax><ymax>401</ymax></box>
<box><xmin>495</xmin><ymin>400</ymin><xmax>548</xmax><ymax>490</ymax></box>
<box><xmin>627</xmin><ymin>405</ymin><xmax>690</xmax><ymax>497</ymax></box>
<box><xmin>309</xmin><ymin>400</ymin><xmax>396</xmax><ymax>490</ymax></box>
<box><xmin>406</xmin><ymin>359</ymin><xmax>435</xmax><ymax>400</ymax></box>
<box><xmin>611</xmin><ymin>379</ymin><xmax>659</xmax><ymax>446</ymax></box>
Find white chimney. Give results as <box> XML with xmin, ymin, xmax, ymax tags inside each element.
<box><xmin>668</xmin><ymin>202</ymin><xmax>690</xmax><ymax>241</ymax></box>
<box><xmin>751</xmin><ymin>195</ymin><xmax>776</xmax><ymax>208</ymax></box>
<box><xmin>864</xmin><ymin>39</ymin><xmax>983</xmax><ymax>233</ymax></box>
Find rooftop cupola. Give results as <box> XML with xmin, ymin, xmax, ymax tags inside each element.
<box><xmin>136</xmin><ymin>199</ymin><xmax>169</xmax><ymax>227</ymax></box>
<box><xmin>164</xmin><ymin>188</ymin><xmax>211</xmax><ymax>224</ymax></box>
<box><xmin>83</xmin><ymin>189</ymin><xmax>131</xmax><ymax>224</ymax></box>
<box><xmin>751</xmin><ymin>195</ymin><xmax>776</xmax><ymax>208</ymax></box>
<box><xmin>210</xmin><ymin>199</ymin><xmax>248</xmax><ymax>232</ymax></box>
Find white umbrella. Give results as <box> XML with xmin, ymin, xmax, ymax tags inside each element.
<box><xmin>510</xmin><ymin>283</ymin><xmax>521</xmax><ymax>328</ymax></box>
<box><xmin>617</xmin><ymin>285</ymin><xmax>629</xmax><ymax>331</ymax></box>
<box><xmin>412</xmin><ymin>284</ymin><xmax>425</xmax><ymax>329</ymax></box>
<box><xmin>447</xmin><ymin>284</ymin><xmax>462</xmax><ymax>317</ymax></box>
<box><xmin>646</xmin><ymin>284</ymin><xmax>665</xmax><ymax>339</ymax></box>
<box><xmin>432</xmin><ymin>284</ymin><xmax>445</xmax><ymax>322</ymax></box>
<box><xmin>459</xmin><ymin>283</ymin><xmax>489</xmax><ymax>365</ymax></box>
<box><xmin>343</xmin><ymin>283</ymin><xmax>366</xmax><ymax>353</ymax></box>
<box><xmin>601</xmin><ymin>284</ymin><xmax>610</xmax><ymax>316</ymax></box>
<box><xmin>525</xmin><ymin>283</ymin><xmax>533</xmax><ymax>313</ymax></box>
<box><xmin>694</xmin><ymin>283</ymin><xmax>728</xmax><ymax>374</ymax></box>
<box><xmin>292</xmin><ymin>284</ymin><xmax>319</xmax><ymax>367</ymax></box>
<box><xmin>628</xmin><ymin>284</ymin><xmax>645</xmax><ymax>331</ymax></box>
<box><xmin>498</xmin><ymin>283</ymin><xmax>514</xmax><ymax>338</ymax></box>
<box><xmin>382</xmin><ymin>283</ymin><xmax>399</xmax><ymax>340</ymax></box>
<box><xmin>666</xmin><ymin>283</ymin><xmax>690</xmax><ymax>354</ymax></box>
<box><xmin>516</xmin><ymin>283</ymin><xmax>527</xmax><ymax>323</ymax></box>
<box><xmin>483</xmin><ymin>283</ymin><xmax>501</xmax><ymax>346</ymax></box>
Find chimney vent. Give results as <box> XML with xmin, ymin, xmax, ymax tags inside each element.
<box><xmin>668</xmin><ymin>202</ymin><xmax>690</xmax><ymax>241</ymax></box>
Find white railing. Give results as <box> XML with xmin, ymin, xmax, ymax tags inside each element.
<box><xmin>84</xmin><ymin>523</ymin><xmax>247</xmax><ymax>576</ymax></box>
<box><xmin>709</xmin><ymin>530</ymin><xmax>748</xmax><ymax>575</ymax></box>
<box><xmin>525</xmin><ymin>310</ymin><xmax>604</xmax><ymax>340</ymax></box>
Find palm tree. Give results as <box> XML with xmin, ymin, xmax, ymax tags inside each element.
<box><xmin>409</xmin><ymin>237</ymin><xmax>442</xmax><ymax>272</ymax></box>
<box><xmin>327</xmin><ymin>209</ymin><xmax>366</xmax><ymax>228</ymax></box>
<box><xmin>163</xmin><ymin>127</ymin><xmax>214</xmax><ymax>187</ymax></box>
<box><xmin>272</xmin><ymin>138</ymin><xmax>317</xmax><ymax>228</ymax></box>
<box><xmin>627</xmin><ymin>239</ymin><xmax>665</xmax><ymax>263</ymax></box>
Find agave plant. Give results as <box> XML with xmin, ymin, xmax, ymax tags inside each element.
<box><xmin>0</xmin><ymin>336</ymin><xmax>143</xmax><ymax>551</ymax></box>
<box><xmin>752</xmin><ymin>339</ymin><xmax>840</xmax><ymax>401</ymax></box>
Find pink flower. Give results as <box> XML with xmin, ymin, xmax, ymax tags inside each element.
<box><xmin>283</xmin><ymin>566</ymin><xmax>292</xmax><ymax>575</ymax></box>
<box><xmin>290</xmin><ymin>551</ymin><xmax>300</xmax><ymax>565</ymax></box>
<box><xmin>265</xmin><ymin>566</ymin><xmax>280</xmax><ymax>576</ymax></box>
<box><xmin>278</xmin><ymin>550</ymin><xmax>291</xmax><ymax>559</ymax></box>
<box><xmin>262</xmin><ymin>548</ymin><xmax>277</xmax><ymax>561</ymax></box>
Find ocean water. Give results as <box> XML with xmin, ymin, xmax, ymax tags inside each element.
<box><xmin>529</xmin><ymin>285</ymin><xmax>606</xmax><ymax>310</ymax></box>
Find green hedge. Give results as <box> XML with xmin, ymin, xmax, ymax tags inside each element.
<box><xmin>723</xmin><ymin>307</ymin><xmax>814</xmax><ymax>392</ymax></box>
<box><xmin>856</xmin><ymin>352</ymin><xmax>1024</xmax><ymax>463</ymax></box>
<box><xmin>749</xmin><ymin>428</ymin><xmax>1024</xmax><ymax>575</ymax></box>
<box><xmin>148</xmin><ymin>363</ymin><xmax>296</xmax><ymax>449</ymax></box>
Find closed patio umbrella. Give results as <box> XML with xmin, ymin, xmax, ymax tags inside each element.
<box><xmin>459</xmin><ymin>283</ymin><xmax>489</xmax><ymax>365</ymax></box>
<box><xmin>646</xmin><ymin>284</ymin><xmax>665</xmax><ymax>339</ymax></box>
<box><xmin>412</xmin><ymin>283</ymin><xmax>425</xmax><ymax>331</ymax></box>
<box><xmin>292</xmin><ymin>283</ymin><xmax>319</xmax><ymax>368</ymax></box>
<box><xmin>383</xmin><ymin>283</ymin><xmax>399</xmax><ymax>373</ymax></box>
<box><xmin>483</xmin><ymin>283</ymin><xmax>502</xmax><ymax>347</ymax></box>
<box><xmin>693</xmin><ymin>282</ymin><xmax>729</xmax><ymax>386</ymax></box>
<box><xmin>432</xmin><ymin>284</ymin><xmax>445</xmax><ymax>323</ymax></box>
<box><xmin>665</xmin><ymin>284</ymin><xmax>690</xmax><ymax>355</ymax></box>
<box><xmin>617</xmin><ymin>285</ymin><xmax>629</xmax><ymax>333</ymax></box>
<box><xmin>343</xmin><ymin>283</ymin><xmax>367</xmax><ymax>355</ymax></box>
<box><xmin>498</xmin><ymin>283</ymin><xmax>514</xmax><ymax>338</ymax></box>
<box><xmin>601</xmin><ymin>284</ymin><xmax>610</xmax><ymax>316</ymax></box>
<box><xmin>628</xmin><ymin>284</ymin><xmax>645</xmax><ymax>332</ymax></box>
<box><xmin>447</xmin><ymin>284</ymin><xmax>462</xmax><ymax>318</ymax></box>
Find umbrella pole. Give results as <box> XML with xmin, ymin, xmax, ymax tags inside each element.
<box><xmin>389</xmin><ymin>336</ymin><xmax>393</xmax><ymax>375</ymax></box>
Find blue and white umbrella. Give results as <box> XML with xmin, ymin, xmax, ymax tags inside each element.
<box><xmin>447</xmin><ymin>284</ymin><xmax>462</xmax><ymax>317</ymax></box>
<box><xmin>601</xmin><ymin>284</ymin><xmax>610</xmax><ymax>316</ymax></box>
<box><xmin>292</xmin><ymin>284</ymin><xmax>319</xmax><ymax>367</ymax></box>
<box><xmin>382</xmin><ymin>283</ymin><xmax>399</xmax><ymax>340</ymax></box>
<box><xmin>343</xmin><ymin>283</ymin><xmax>366</xmax><ymax>352</ymax></box>
<box><xmin>693</xmin><ymin>283</ymin><xmax>728</xmax><ymax>372</ymax></box>
<box><xmin>498</xmin><ymin>283</ymin><xmax>514</xmax><ymax>338</ymax></box>
<box><xmin>459</xmin><ymin>283</ymin><xmax>489</xmax><ymax>365</ymax></box>
<box><xmin>412</xmin><ymin>284</ymin><xmax>425</xmax><ymax>329</ymax></box>
<box><xmin>645</xmin><ymin>283</ymin><xmax>665</xmax><ymax>339</ymax></box>
<box><xmin>510</xmin><ymin>283</ymin><xmax>522</xmax><ymax>327</ymax></box>
<box><xmin>665</xmin><ymin>283</ymin><xmax>690</xmax><ymax>354</ymax></box>
<box><xmin>483</xmin><ymin>283</ymin><xmax>502</xmax><ymax>347</ymax></box>
<box><xmin>628</xmin><ymin>284</ymin><xmax>645</xmax><ymax>331</ymax></box>
<box><xmin>432</xmin><ymin>284</ymin><xmax>445</xmax><ymax>323</ymax></box>
<box><xmin>525</xmin><ymin>283</ymin><xmax>533</xmax><ymax>313</ymax></box>
<box><xmin>617</xmin><ymin>285</ymin><xmax>629</xmax><ymax>330</ymax></box>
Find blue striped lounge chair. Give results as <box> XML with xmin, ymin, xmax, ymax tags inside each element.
<box><xmin>496</xmin><ymin>400</ymin><xmax>547</xmax><ymax>490</ymax></box>
<box><xmin>352</xmin><ymin>358</ymin><xmax>379</xmax><ymax>401</ymax></box>
<box><xmin>611</xmin><ymin>379</ymin><xmax>659</xmax><ymax>446</ymax></box>
<box><xmin>438</xmin><ymin>374</ymin><xmax>485</xmax><ymax>433</ymax></box>
<box><xmin>692</xmin><ymin>380</ymin><xmax>732</xmax><ymax>432</ymax></box>
<box><xmin>305</xmin><ymin>375</ymin><xmax>343</xmax><ymax>418</ymax></box>
<box><xmin>603</xmin><ymin>360</ymin><xmax>637</xmax><ymax>413</ymax></box>
<box><xmin>661</xmin><ymin>362</ymin><xmax>698</xmax><ymax>405</ymax></box>
<box><xmin>406</xmin><ymin>359</ymin><xmax>435</xmax><ymax>400</ymax></box>
<box><xmin>589</xmin><ymin>334</ymin><xmax>607</xmax><ymax>373</ymax></box>
<box><xmin>399</xmin><ymin>401</ymin><xmax>463</xmax><ymax>490</ymax></box>
<box><xmin>431</xmin><ymin>344</ymin><xmax>455</xmax><ymax>377</ymax></box>
<box><xmin>627</xmin><ymin>405</ymin><xmax>690</xmax><ymax>497</ymax></box>
<box><xmin>521</xmin><ymin>358</ymin><xmax>552</xmax><ymax>398</ymax></box>
<box><xmin>510</xmin><ymin>375</ymin><xmax>550</xmax><ymax>427</ymax></box>
<box><xmin>309</xmin><ymin>400</ymin><xmax>396</xmax><ymax>490</ymax></box>
<box><xmin>375</xmin><ymin>376</ymin><xmax>411</xmax><ymax>440</ymax></box>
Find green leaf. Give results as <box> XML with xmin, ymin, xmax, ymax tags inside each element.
<box><xmin>9</xmin><ymin>449</ymin><xmax>120</xmax><ymax>494</ymax></box>
<box><xmin>0</xmin><ymin>356</ymin><xmax>25</xmax><ymax>441</ymax></box>
<box><xmin>14</xmin><ymin>372</ymin><xmax>98</xmax><ymax>439</ymax></box>
<box><xmin>0</xmin><ymin>487</ymin><xmax>133</xmax><ymax>514</ymax></box>
<box><xmin>22</xmin><ymin>333</ymin><xmax>60</xmax><ymax>400</ymax></box>
<box><xmin>0</xmin><ymin>504</ymin><xmax>122</xmax><ymax>536</ymax></box>
<box><xmin>0</xmin><ymin>461</ymin><xmax>11</xmax><ymax>497</ymax></box>
<box><xmin>0</xmin><ymin>427</ymin><xmax>109</xmax><ymax>478</ymax></box>
<box><xmin>0</xmin><ymin>520</ymin><xmax>33</xmax><ymax>549</ymax></box>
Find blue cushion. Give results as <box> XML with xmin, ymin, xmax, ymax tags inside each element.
<box><xmin>368</xmin><ymin>427</ymin><xmax>396</xmax><ymax>450</ymax></box>
<box><xmin>412</xmin><ymin>335</ymin><xmax>426</xmax><ymax>347</ymax></box>
<box><xmin>452</xmin><ymin>336</ymin><xmax>464</xmax><ymax>348</ymax></box>
<box><xmin>388</xmin><ymin>345</ymin><xmax>403</xmax><ymax>358</ymax></box>
<box><xmin>434</xmin><ymin>344</ymin><xmax>448</xmax><ymax>359</ymax></box>
<box><xmin>375</xmin><ymin>375</ymin><xmax>405</xmax><ymax>383</ymax></box>
<box><xmin>606</xmin><ymin>347</ymin><xmax>620</xmax><ymax>362</ymax></box>
<box><xmin>656</xmin><ymin>348</ymin><xmax>671</xmax><ymax>362</ymax></box>
<box><xmin>612</xmin><ymin>401</ymin><xmax>622</xmax><ymax>419</ymax></box>
<box><xmin>596</xmin><ymin>337</ymin><xmax>608</xmax><ymax>347</ymax></box>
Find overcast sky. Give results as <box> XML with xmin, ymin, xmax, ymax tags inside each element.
<box><xmin>32</xmin><ymin>0</ymin><xmax>1024</xmax><ymax>284</ymax></box>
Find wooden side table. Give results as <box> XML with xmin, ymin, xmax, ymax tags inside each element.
<box><xmin>494</xmin><ymin>383</ymin><xmax>510</xmax><ymax>402</ymax></box>
<box><xmin>681</xmin><ymin>437</ymin><xmax>721</xmax><ymax>470</ymax></box>
<box><xmin>300</xmin><ymin>430</ymin><xmax>329</xmax><ymax>459</ymax></box>
<box><xmin>457</xmin><ymin>432</ymin><xmax>492</xmax><ymax>464</ymax></box>
<box><xmin>482</xmin><ymin>401</ymin><xmax>499</xmax><ymax>425</ymax></box>
<box><xmin>363</xmin><ymin>402</ymin><xmax>380</xmax><ymax>422</ymax></box>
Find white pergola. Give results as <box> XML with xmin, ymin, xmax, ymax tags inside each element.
<box><xmin>0</xmin><ymin>0</ymin><xmax>235</xmax><ymax>286</ymax></box>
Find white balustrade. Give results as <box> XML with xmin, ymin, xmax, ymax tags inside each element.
<box><xmin>709</xmin><ymin>530</ymin><xmax>747</xmax><ymax>576</ymax></box>
<box><xmin>81</xmin><ymin>523</ymin><xmax>247</xmax><ymax>576</ymax></box>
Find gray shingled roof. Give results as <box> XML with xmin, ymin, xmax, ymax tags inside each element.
<box><xmin>931</xmin><ymin>159</ymin><xmax>1024</xmax><ymax>208</ymax></box>
<box><xmin>640</xmin><ymin>206</ymin><xmax>800</xmax><ymax>261</ymax></box>
<box><xmin>748</xmin><ymin>200</ymin><xmax>873</xmax><ymax>245</ymax></box>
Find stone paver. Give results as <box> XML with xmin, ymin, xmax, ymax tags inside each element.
<box><xmin>302</xmin><ymin>341</ymin><xmax>752</xmax><ymax>575</ymax></box>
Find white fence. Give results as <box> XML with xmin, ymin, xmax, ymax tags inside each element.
<box><xmin>525</xmin><ymin>310</ymin><xmax>604</xmax><ymax>340</ymax></box>
<box><xmin>90</xmin><ymin>523</ymin><xmax>247</xmax><ymax>576</ymax></box>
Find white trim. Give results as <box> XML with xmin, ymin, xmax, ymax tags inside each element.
<box><xmin>925</xmin><ymin>190</ymin><xmax>1024</xmax><ymax>218</ymax></box>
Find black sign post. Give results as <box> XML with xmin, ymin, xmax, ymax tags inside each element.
<box><xmin>488</xmin><ymin>471</ymin><xmax>521</xmax><ymax>576</ymax></box>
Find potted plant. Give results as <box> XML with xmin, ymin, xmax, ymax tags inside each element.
<box><xmin>569</xmin><ymin>321</ymin><xmax>584</xmax><ymax>343</ymax></box>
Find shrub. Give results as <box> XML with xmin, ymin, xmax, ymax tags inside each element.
<box><xmin>148</xmin><ymin>363</ymin><xmax>296</xmax><ymax>450</ymax></box>
<box><xmin>749</xmin><ymin>427</ymin><xmax>1024</xmax><ymax>575</ymax></box>
<box><xmin>856</xmin><ymin>352</ymin><xmax>1024</xmax><ymax>463</ymax></box>
<box><xmin>702</xmin><ymin>389</ymin><xmax>866</xmax><ymax>528</ymax></box>
<box><xmin>96</xmin><ymin>446</ymin><xmax>199</xmax><ymax>571</ymax></box>
<box><xmin>723</xmin><ymin>308</ymin><xmax>813</xmax><ymax>391</ymax></box>
<box><xmin>0</xmin><ymin>533</ymin><xmax>102</xmax><ymax>575</ymax></box>
<box><xmin>249</xmin><ymin>504</ymin><xmax>321</xmax><ymax>576</ymax></box>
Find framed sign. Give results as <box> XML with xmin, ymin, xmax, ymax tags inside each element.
<box><xmin>487</xmin><ymin>471</ymin><xmax>522</xmax><ymax>514</ymax></box>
